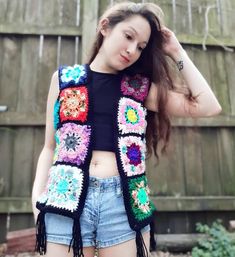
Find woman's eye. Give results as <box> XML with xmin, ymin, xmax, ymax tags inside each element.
<box><xmin>138</xmin><ymin>46</ymin><xmax>143</xmax><ymax>51</ymax></box>
<box><xmin>125</xmin><ymin>33</ymin><xmax>132</xmax><ymax>40</ymax></box>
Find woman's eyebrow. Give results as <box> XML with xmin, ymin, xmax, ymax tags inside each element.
<box><xmin>127</xmin><ymin>26</ymin><xmax>148</xmax><ymax>44</ymax></box>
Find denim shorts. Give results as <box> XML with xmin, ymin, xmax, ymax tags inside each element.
<box><xmin>45</xmin><ymin>175</ymin><xmax>150</xmax><ymax>248</ymax></box>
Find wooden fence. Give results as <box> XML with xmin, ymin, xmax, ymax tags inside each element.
<box><xmin>0</xmin><ymin>0</ymin><xmax>235</xmax><ymax>242</ymax></box>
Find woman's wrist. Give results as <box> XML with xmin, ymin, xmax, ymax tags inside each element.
<box><xmin>170</xmin><ymin>48</ymin><xmax>186</xmax><ymax>62</ymax></box>
<box><xmin>171</xmin><ymin>49</ymin><xmax>187</xmax><ymax>71</ymax></box>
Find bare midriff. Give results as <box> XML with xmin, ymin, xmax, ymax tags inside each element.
<box><xmin>89</xmin><ymin>150</ymin><xmax>119</xmax><ymax>178</ymax></box>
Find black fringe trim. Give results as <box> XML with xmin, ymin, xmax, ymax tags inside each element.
<box><xmin>136</xmin><ymin>230</ymin><xmax>148</xmax><ymax>257</ymax></box>
<box><xmin>35</xmin><ymin>211</ymin><xmax>47</xmax><ymax>255</ymax></box>
<box><xmin>150</xmin><ymin>220</ymin><xmax>157</xmax><ymax>252</ymax></box>
<box><xmin>69</xmin><ymin>218</ymin><xmax>84</xmax><ymax>257</ymax></box>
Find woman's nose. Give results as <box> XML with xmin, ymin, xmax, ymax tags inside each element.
<box><xmin>126</xmin><ymin>43</ymin><xmax>137</xmax><ymax>55</ymax></box>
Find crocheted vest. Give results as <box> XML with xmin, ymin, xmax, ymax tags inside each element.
<box><xmin>35</xmin><ymin>64</ymin><xmax>156</xmax><ymax>257</ymax></box>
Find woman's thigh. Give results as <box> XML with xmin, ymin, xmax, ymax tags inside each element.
<box><xmin>98</xmin><ymin>231</ymin><xmax>150</xmax><ymax>257</ymax></box>
<box><xmin>45</xmin><ymin>242</ymin><xmax>95</xmax><ymax>257</ymax></box>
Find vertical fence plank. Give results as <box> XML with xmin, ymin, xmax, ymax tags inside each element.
<box><xmin>6</xmin><ymin>127</ymin><xmax>35</xmax><ymax>232</ymax></box>
<box><xmin>183</xmin><ymin>128</ymin><xmax>203</xmax><ymax>196</ymax></box>
<box><xmin>172</xmin><ymin>0</ymin><xmax>190</xmax><ymax>34</ymax></box>
<box><xmin>224</xmin><ymin>51</ymin><xmax>235</xmax><ymax>115</ymax></box>
<box><xmin>0</xmin><ymin>36</ymin><xmax>22</xmax><ymax>111</ymax></box>
<box><xmin>160</xmin><ymin>128</ymin><xmax>186</xmax><ymax>196</ymax></box>
<box><xmin>229</xmin><ymin>0</ymin><xmax>235</xmax><ymax>38</ymax></box>
<box><xmin>39</xmin><ymin>0</ymin><xmax>59</xmax><ymax>27</ymax></box>
<box><xmin>5</xmin><ymin>0</ymin><xmax>26</xmax><ymax>23</ymax></box>
<box><xmin>169</xmin><ymin>212</ymin><xmax>190</xmax><ymax>233</ymax></box>
<box><xmin>98</xmin><ymin>0</ymin><xmax>110</xmax><ymax>17</ymax></box>
<box><xmin>11</xmin><ymin>128</ymin><xmax>34</xmax><ymax>197</ymax></box>
<box><xmin>0</xmin><ymin>0</ymin><xmax>8</xmax><ymax>23</ymax></box>
<box><xmin>208</xmin><ymin>49</ymin><xmax>231</xmax><ymax>115</ymax></box>
<box><xmin>0</xmin><ymin>37</ymin><xmax>4</xmax><ymax>104</ymax></box>
<box><xmin>204</xmin><ymin>0</ymin><xmax>221</xmax><ymax>36</ymax></box>
<box><xmin>60</xmin><ymin>37</ymin><xmax>76</xmax><ymax>66</ymax></box>
<box><xmin>147</xmin><ymin>151</ymin><xmax>169</xmax><ymax>196</ymax></box>
<box><xmin>82</xmin><ymin>0</ymin><xmax>99</xmax><ymax>63</ymax></box>
<box><xmin>17</xmin><ymin>37</ymin><xmax>39</xmax><ymax>113</ymax></box>
<box><xmin>200</xmin><ymin>128</ymin><xmax>222</xmax><ymax>195</ymax></box>
<box><xmin>74</xmin><ymin>36</ymin><xmax>82</xmax><ymax>64</ymax></box>
<box><xmin>55</xmin><ymin>0</ymin><xmax>64</xmax><ymax>26</ymax></box>
<box><xmin>149</xmin><ymin>0</ymin><xmax>173</xmax><ymax>29</ymax></box>
<box><xmin>187</xmin><ymin>0</ymin><xmax>193</xmax><ymax>33</ymax></box>
<box><xmin>0</xmin><ymin>214</ymin><xmax>7</xmax><ymax>242</ymax></box>
<box><xmin>36</xmin><ymin>37</ymin><xmax>57</xmax><ymax>113</ymax></box>
<box><xmin>0</xmin><ymin>36</ymin><xmax>9</xmax><ymax>245</ymax></box>
<box><xmin>148</xmin><ymin>128</ymin><xmax>186</xmax><ymax>197</ymax></box>
<box><xmin>0</xmin><ymin>129</ymin><xmax>15</xmax><ymax>197</ymax></box>
<box><xmin>217</xmin><ymin>129</ymin><xmax>235</xmax><ymax>195</ymax></box>
<box><xmin>9</xmin><ymin>214</ymin><xmax>34</xmax><ymax>233</ymax></box>
<box><xmin>24</xmin><ymin>0</ymin><xmax>40</xmax><ymax>24</ymax></box>
<box><xmin>147</xmin><ymin>129</ymin><xmax>187</xmax><ymax>197</ymax></box>
<box><xmin>191</xmin><ymin>0</ymin><xmax>206</xmax><ymax>36</ymax></box>
<box><xmin>62</xmin><ymin>0</ymin><xmax>78</xmax><ymax>26</ymax></box>
<box><xmin>219</xmin><ymin>0</ymin><xmax>234</xmax><ymax>37</ymax></box>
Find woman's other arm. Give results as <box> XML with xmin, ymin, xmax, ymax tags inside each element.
<box><xmin>31</xmin><ymin>71</ymin><xmax>59</xmax><ymax>221</ymax></box>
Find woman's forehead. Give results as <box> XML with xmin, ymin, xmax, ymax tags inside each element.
<box><xmin>116</xmin><ymin>15</ymin><xmax>151</xmax><ymax>42</ymax></box>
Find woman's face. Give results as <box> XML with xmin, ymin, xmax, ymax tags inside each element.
<box><xmin>99</xmin><ymin>15</ymin><xmax>151</xmax><ymax>73</ymax></box>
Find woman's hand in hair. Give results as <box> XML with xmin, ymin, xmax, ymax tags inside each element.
<box><xmin>159</xmin><ymin>27</ymin><xmax>222</xmax><ymax>117</ymax></box>
<box><xmin>161</xmin><ymin>27</ymin><xmax>184</xmax><ymax>61</ymax></box>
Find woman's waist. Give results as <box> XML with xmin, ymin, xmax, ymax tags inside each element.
<box><xmin>89</xmin><ymin>150</ymin><xmax>119</xmax><ymax>177</ymax></box>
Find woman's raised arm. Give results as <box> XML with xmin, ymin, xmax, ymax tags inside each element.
<box><xmin>145</xmin><ymin>27</ymin><xmax>222</xmax><ymax>117</ymax></box>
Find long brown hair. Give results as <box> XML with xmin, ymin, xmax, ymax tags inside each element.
<box><xmin>87</xmin><ymin>2</ymin><xmax>176</xmax><ymax>159</ymax></box>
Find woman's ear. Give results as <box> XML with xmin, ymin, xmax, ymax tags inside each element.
<box><xmin>99</xmin><ymin>18</ymin><xmax>110</xmax><ymax>36</ymax></box>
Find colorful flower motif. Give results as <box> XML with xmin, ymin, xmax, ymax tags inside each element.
<box><xmin>53</xmin><ymin>123</ymin><xmax>91</xmax><ymax>165</ymax></box>
<box><xmin>118</xmin><ymin>136</ymin><xmax>146</xmax><ymax>176</ymax></box>
<box><xmin>60</xmin><ymin>65</ymin><xmax>87</xmax><ymax>85</ymax></box>
<box><xmin>53</xmin><ymin>99</ymin><xmax>60</xmax><ymax>129</ymax></box>
<box><xmin>128</xmin><ymin>176</ymin><xmax>155</xmax><ymax>220</ymax></box>
<box><xmin>59</xmin><ymin>86</ymin><xmax>88</xmax><ymax>122</ymax></box>
<box><xmin>121</xmin><ymin>74</ymin><xmax>150</xmax><ymax>101</ymax></box>
<box><xmin>118</xmin><ymin>97</ymin><xmax>146</xmax><ymax>135</ymax></box>
<box><xmin>38</xmin><ymin>165</ymin><xmax>84</xmax><ymax>212</ymax></box>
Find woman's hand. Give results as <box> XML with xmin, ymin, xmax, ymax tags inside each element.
<box><xmin>161</xmin><ymin>27</ymin><xmax>184</xmax><ymax>61</ymax></box>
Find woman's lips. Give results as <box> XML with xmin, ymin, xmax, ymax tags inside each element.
<box><xmin>120</xmin><ymin>54</ymin><xmax>130</xmax><ymax>63</ymax></box>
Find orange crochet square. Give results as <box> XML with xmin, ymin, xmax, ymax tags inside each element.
<box><xmin>59</xmin><ymin>86</ymin><xmax>88</xmax><ymax>122</ymax></box>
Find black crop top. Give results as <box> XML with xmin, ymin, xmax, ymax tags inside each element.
<box><xmin>89</xmin><ymin>67</ymin><xmax>122</xmax><ymax>152</ymax></box>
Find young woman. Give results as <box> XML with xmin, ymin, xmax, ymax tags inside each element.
<box><xmin>32</xmin><ymin>2</ymin><xmax>222</xmax><ymax>257</ymax></box>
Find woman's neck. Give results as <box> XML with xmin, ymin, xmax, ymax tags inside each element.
<box><xmin>90</xmin><ymin>54</ymin><xmax>118</xmax><ymax>74</ymax></box>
